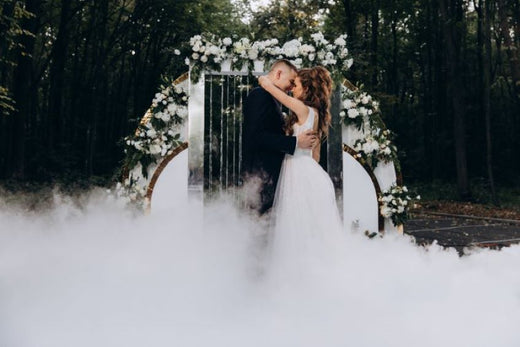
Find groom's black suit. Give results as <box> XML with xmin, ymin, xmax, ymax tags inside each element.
<box><xmin>242</xmin><ymin>87</ymin><xmax>297</xmax><ymax>215</ymax></box>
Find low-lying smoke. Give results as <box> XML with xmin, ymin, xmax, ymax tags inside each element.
<box><xmin>1</xmin><ymin>189</ymin><xmax>519</xmax><ymax>347</ymax></box>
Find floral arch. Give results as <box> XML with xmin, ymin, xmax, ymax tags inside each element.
<box><xmin>118</xmin><ymin>33</ymin><xmax>417</xmax><ymax>235</ymax></box>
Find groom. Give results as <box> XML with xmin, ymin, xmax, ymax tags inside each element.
<box><xmin>242</xmin><ymin>59</ymin><xmax>317</xmax><ymax>215</ymax></box>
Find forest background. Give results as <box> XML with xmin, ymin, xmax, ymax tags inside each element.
<box><xmin>0</xmin><ymin>0</ymin><xmax>519</xmax><ymax>208</ymax></box>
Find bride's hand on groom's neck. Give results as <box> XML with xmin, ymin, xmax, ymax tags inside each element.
<box><xmin>258</xmin><ymin>75</ymin><xmax>272</xmax><ymax>90</ymax></box>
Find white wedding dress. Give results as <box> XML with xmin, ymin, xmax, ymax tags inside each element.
<box><xmin>268</xmin><ymin>107</ymin><xmax>345</xmax><ymax>274</ymax></box>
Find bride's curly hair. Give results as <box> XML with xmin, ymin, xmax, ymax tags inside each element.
<box><xmin>285</xmin><ymin>66</ymin><xmax>333</xmax><ymax>139</ymax></box>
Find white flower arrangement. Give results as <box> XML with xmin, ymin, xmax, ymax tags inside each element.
<box><xmin>339</xmin><ymin>84</ymin><xmax>398</xmax><ymax>169</ymax></box>
<box><xmin>120</xmin><ymin>77</ymin><xmax>189</xmax><ymax>204</ymax></box>
<box><xmin>339</xmin><ymin>84</ymin><xmax>380</xmax><ymax>130</ymax></box>
<box><xmin>185</xmin><ymin>32</ymin><xmax>354</xmax><ymax>82</ymax></box>
<box><xmin>352</xmin><ymin>128</ymin><xmax>398</xmax><ymax>168</ymax></box>
<box><xmin>120</xmin><ymin>33</ymin><xmax>411</xmax><ymax>223</ymax></box>
<box><xmin>379</xmin><ymin>185</ymin><xmax>421</xmax><ymax>226</ymax></box>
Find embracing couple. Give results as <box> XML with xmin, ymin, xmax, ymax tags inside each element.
<box><xmin>242</xmin><ymin>59</ymin><xmax>344</xmax><ymax>266</ymax></box>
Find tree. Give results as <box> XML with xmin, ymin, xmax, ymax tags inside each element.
<box><xmin>249</xmin><ymin>0</ymin><xmax>330</xmax><ymax>40</ymax></box>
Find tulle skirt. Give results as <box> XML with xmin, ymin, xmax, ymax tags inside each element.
<box><xmin>268</xmin><ymin>154</ymin><xmax>346</xmax><ymax>276</ymax></box>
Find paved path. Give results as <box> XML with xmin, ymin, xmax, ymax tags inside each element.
<box><xmin>404</xmin><ymin>212</ymin><xmax>520</xmax><ymax>254</ymax></box>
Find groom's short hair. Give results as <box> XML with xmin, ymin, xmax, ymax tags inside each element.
<box><xmin>269</xmin><ymin>59</ymin><xmax>297</xmax><ymax>73</ymax></box>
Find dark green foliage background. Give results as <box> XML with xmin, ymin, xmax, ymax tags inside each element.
<box><xmin>1</xmin><ymin>0</ymin><xmax>518</xmax><ymax>205</ymax></box>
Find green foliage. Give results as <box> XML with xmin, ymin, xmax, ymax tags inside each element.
<box><xmin>248</xmin><ymin>0</ymin><xmax>331</xmax><ymax>41</ymax></box>
<box><xmin>0</xmin><ymin>0</ymin><xmax>247</xmax><ymax>182</ymax></box>
<box><xmin>0</xmin><ymin>0</ymin><xmax>34</xmax><ymax>116</ymax></box>
<box><xmin>0</xmin><ymin>0</ymin><xmax>518</xmax><ymax>204</ymax></box>
<box><xmin>0</xmin><ymin>87</ymin><xmax>16</xmax><ymax>116</ymax></box>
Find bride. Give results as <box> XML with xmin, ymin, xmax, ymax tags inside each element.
<box><xmin>258</xmin><ymin>66</ymin><xmax>345</xmax><ymax>272</ymax></box>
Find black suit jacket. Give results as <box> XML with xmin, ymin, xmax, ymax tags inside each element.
<box><xmin>242</xmin><ymin>87</ymin><xmax>296</xmax><ymax>214</ymax></box>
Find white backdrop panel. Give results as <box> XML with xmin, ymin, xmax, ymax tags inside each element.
<box><xmin>150</xmin><ymin>149</ymin><xmax>189</xmax><ymax>214</ymax></box>
<box><xmin>342</xmin><ymin>152</ymin><xmax>379</xmax><ymax>234</ymax></box>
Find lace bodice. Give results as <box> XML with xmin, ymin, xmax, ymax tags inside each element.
<box><xmin>293</xmin><ymin>107</ymin><xmax>315</xmax><ymax>157</ymax></box>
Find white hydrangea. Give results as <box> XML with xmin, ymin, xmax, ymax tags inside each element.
<box><xmin>299</xmin><ymin>44</ymin><xmax>315</xmax><ymax>56</ymax></box>
<box><xmin>282</xmin><ymin>39</ymin><xmax>301</xmax><ymax>57</ymax></box>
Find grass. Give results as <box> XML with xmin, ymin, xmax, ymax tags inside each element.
<box><xmin>409</xmin><ymin>179</ymin><xmax>520</xmax><ymax>212</ymax></box>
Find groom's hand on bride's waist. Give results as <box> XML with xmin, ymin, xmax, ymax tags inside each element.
<box><xmin>297</xmin><ymin>129</ymin><xmax>317</xmax><ymax>149</ymax></box>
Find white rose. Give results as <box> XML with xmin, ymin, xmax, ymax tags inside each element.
<box><xmin>177</xmin><ymin>107</ymin><xmax>188</xmax><ymax>118</ymax></box>
<box><xmin>311</xmin><ymin>32</ymin><xmax>324</xmax><ymax>43</ymax></box>
<box><xmin>167</xmin><ymin>104</ymin><xmax>177</xmax><ymax>114</ymax></box>
<box><xmin>161</xmin><ymin>113</ymin><xmax>171</xmax><ymax>122</ymax></box>
<box><xmin>149</xmin><ymin>144</ymin><xmax>162</xmax><ymax>154</ymax></box>
<box><xmin>334</xmin><ymin>36</ymin><xmax>346</xmax><ymax>46</ymax></box>
<box><xmin>192</xmin><ymin>53</ymin><xmax>199</xmax><ymax>59</ymax></box>
<box><xmin>200</xmin><ymin>55</ymin><xmax>208</xmax><ymax>63</ymax></box>
<box><xmin>223</xmin><ymin>37</ymin><xmax>232</xmax><ymax>46</ymax></box>
<box><xmin>208</xmin><ymin>45</ymin><xmax>219</xmax><ymax>55</ymax></box>
<box><xmin>381</xmin><ymin>206</ymin><xmax>392</xmax><ymax>217</ymax></box>
<box><xmin>343</xmin><ymin>99</ymin><xmax>355</xmax><ymax>109</ymax></box>
<box><xmin>146</xmin><ymin>129</ymin><xmax>156</xmax><ymax>137</ymax></box>
<box><xmin>347</xmin><ymin>108</ymin><xmax>359</xmax><ymax>118</ymax></box>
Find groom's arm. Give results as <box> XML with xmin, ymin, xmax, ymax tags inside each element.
<box><xmin>244</xmin><ymin>88</ymin><xmax>296</xmax><ymax>155</ymax></box>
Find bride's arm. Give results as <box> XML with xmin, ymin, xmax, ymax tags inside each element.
<box><xmin>258</xmin><ymin>76</ymin><xmax>308</xmax><ymax>122</ymax></box>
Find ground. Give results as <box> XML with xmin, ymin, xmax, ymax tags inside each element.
<box><xmin>405</xmin><ymin>200</ymin><xmax>520</xmax><ymax>254</ymax></box>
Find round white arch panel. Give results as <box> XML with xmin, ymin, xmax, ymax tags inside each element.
<box><xmin>150</xmin><ymin>149</ymin><xmax>189</xmax><ymax>214</ymax></box>
<box><xmin>342</xmin><ymin>151</ymin><xmax>379</xmax><ymax>234</ymax></box>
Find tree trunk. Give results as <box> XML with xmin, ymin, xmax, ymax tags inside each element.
<box><xmin>342</xmin><ymin>0</ymin><xmax>354</xmax><ymax>41</ymax></box>
<box><xmin>497</xmin><ymin>0</ymin><xmax>520</xmax><ymax>99</ymax></box>
<box><xmin>11</xmin><ymin>0</ymin><xmax>42</xmax><ymax>179</ymax></box>
<box><xmin>48</xmin><ymin>0</ymin><xmax>72</xmax><ymax>153</ymax></box>
<box><xmin>439</xmin><ymin>0</ymin><xmax>471</xmax><ymax>199</ymax></box>
<box><xmin>370</xmin><ymin>0</ymin><xmax>379</xmax><ymax>87</ymax></box>
<box><xmin>478</xmin><ymin>0</ymin><xmax>498</xmax><ymax>204</ymax></box>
